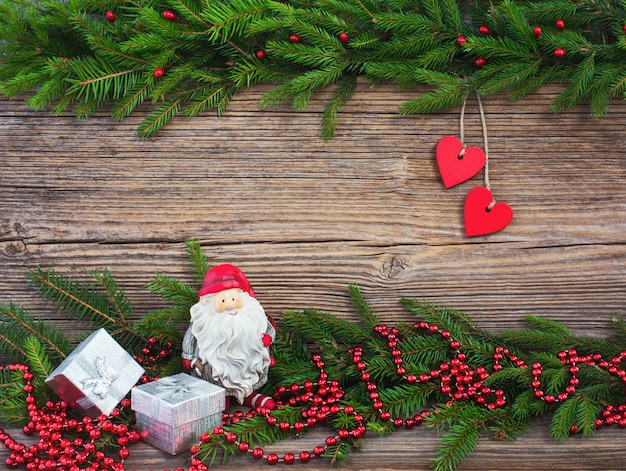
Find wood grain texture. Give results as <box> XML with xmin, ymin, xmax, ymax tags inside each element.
<box><xmin>0</xmin><ymin>82</ymin><xmax>624</xmax><ymax>470</ymax></box>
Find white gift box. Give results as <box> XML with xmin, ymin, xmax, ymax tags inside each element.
<box><xmin>131</xmin><ymin>373</ymin><xmax>226</xmax><ymax>455</ymax></box>
<box><xmin>45</xmin><ymin>328</ymin><xmax>145</xmax><ymax>417</ymax></box>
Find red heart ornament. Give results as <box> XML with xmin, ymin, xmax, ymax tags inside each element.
<box><xmin>436</xmin><ymin>135</ymin><xmax>486</xmax><ymax>188</ymax></box>
<box><xmin>464</xmin><ymin>186</ymin><xmax>513</xmax><ymax>237</ymax></box>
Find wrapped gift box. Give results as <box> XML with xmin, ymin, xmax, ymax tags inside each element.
<box><xmin>131</xmin><ymin>372</ymin><xmax>226</xmax><ymax>455</ymax></box>
<box><xmin>45</xmin><ymin>328</ymin><xmax>145</xmax><ymax>417</ymax></box>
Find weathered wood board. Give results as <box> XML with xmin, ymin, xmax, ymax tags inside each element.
<box><xmin>0</xmin><ymin>83</ymin><xmax>624</xmax><ymax>470</ymax></box>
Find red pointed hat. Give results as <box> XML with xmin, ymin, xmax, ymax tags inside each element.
<box><xmin>198</xmin><ymin>264</ymin><xmax>256</xmax><ymax>298</ymax></box>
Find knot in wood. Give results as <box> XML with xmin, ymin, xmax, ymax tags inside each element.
<box><xmin>381</xmin><ymin>257</ymin><xmax>407</xmax><ymax>279</ymax></box>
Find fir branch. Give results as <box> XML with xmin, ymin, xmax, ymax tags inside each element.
<box><xmin>321</xmin><ymin>72</ymin><xmax>357</xmax><ymax>138</ymax></box>
<box><xmin>22</xmin><ymin>336</ymin><xmax>56</xmax><ymax>401</ymax></box>
<box><xmin>138</xmin><ymin>97</ymin><xmax>181</xmax><ymax>138</ymax></box>
<box><xmin>146</xmin><ymin>273</ymin><xmax>197</xmax><ymax>307</ymax></box>
<box><xmin>400</xmin><ymin>298</ymin><xmax>479</xmax><ymax>337</ymax></box>
<box><xmin>0</xmin><ymin>302</ymin><xmax>71</xmax><ymax>364</ymax></box>
<box><xmin>185</xmin><ymin>238</ymin><xmax>211</xmax><ymax>285</ymax></box>
<box><xmin>431</xmin><ymin>414</ymin><xmax>483</xmax><ymax>471</ymax></box>
<box><xmin>27</xmin><ymin>266</ymin><xmax>149</xmax><ymax>354</ymax></box>
<box><xmin>282</xmin><ymin>308</ymin><xmax>367</xmax><ymax>350</ymax></box>
<box><xmin>22</xmin><ymin>336</ymin><xmax>54</xmax><ymax>382</ymax></box>
<box><xmin>348</xmin><ymin>284</ymin><xmax>380</xmax><ymax>330</ymax></box>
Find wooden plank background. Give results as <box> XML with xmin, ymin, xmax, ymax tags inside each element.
<box><xmin>0</xmin><ymin>82</ymin><xmax>624</xmax><ymax>470</ymax></box>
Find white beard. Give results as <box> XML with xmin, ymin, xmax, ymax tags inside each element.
<box><xmin>190</xmin><ymin>293</ymin><xmax>271</xmax><ymax>404</ymax></box>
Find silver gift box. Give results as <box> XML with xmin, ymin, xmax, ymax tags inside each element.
<box><xmin>45</xmin><ymin>328</ymin><xmax>145</xmax><ymax>417</ymax></box>
<box><xmin>131</xmin><ymin>373</ymin><xmax>226</xmax><ymax>455</ymax></box>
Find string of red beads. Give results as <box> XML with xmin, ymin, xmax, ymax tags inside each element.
<box><xmin>199</xmin><ymin>356</ymin><xmax>364</xmax><ymax>466</ymax></box>
<box><xmin>3</xmin><ymin>332</ymin><xmax>626</xmax><ymax>470</ymax></box>
<box><xmin>0</xmin><ymin>364</ymin><xmax>138</xmax><ymax>470</ymax></box>
<box><xmin>530</xmin><ymin>348</ymin><xmax>626</xmax><ymax>429</ymax></box>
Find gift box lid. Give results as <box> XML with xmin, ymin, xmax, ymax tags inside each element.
<box><xmin>131</xmin><ymin>373</ymin><xmax>226</xmax><ymax>427</ymax></box>
<box><xmin>45</xmin><ymin>328</ymin><xmax>145</xmax><ymax>416</ymax></box>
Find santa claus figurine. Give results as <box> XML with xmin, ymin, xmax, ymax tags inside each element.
<box><xmin>182</xmin><ymin>264</ymin><xmax>276</xmax><ymax>410</ymax></box>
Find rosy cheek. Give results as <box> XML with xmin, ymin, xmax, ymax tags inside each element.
<box><xmin>235</xmin><ymin>298</ymin><xmax>243</xmax><ymax>309</ymax></box>
<box><xmin>214</xmin><ymin>301</ymin><xmax>226</xmax><ymax>313</ymax></box>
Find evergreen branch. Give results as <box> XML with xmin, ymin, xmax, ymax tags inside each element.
<box><xmin>321</xmin><ymin>73</ymin><xmax>357</xmax><ymax>139</ymax></box>
<box><xmin>27</xmin><ymin>266</ymin><xmax>150</xmax><ymax>354</ymax></box>
<box><xmin>90</xmin><ymin>268</ymin><xmax>133</xmax><ymax>327</ymax></box>
<box><xmin>185</xmin><ymin>238</ymin><xmax>210</xmax><ymax>285</ymax></box>
<box><xmin>0</xmin><ymin>302</ymin><xmax>71</xmax><ymax>364</ymax></box>
<box><xmin>400</xmin><ymin>298</ymin><xmax>479</xmax><ymax>337</ymax></box>
<box><xmin>137</xmin><ymin>97</ymin><xmax>182</xmax><ymax>138</ymax></box>
<box><xmin>22</xmin><ymin>336</ymin><xmax>55</xmax><ymax>381</ymax></box>
<box><xmin>431</xmin><ymin>415</ymin><xmax>483</xmax><ymax>471</ymax></box>
<box><xmin>348</xmin><ymin>284</ymin><xmax>380</xmax><ymax>330</ymax></box>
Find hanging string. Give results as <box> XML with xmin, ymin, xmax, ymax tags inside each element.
<box><xmin>459</xmin><ymin>93</ymin><xmax>494</xmax><ymax>206</ymax></box>
<box><xmin>475</xmin><ymin>93</ymin><xmax>490</xmax><ymax>191</ymax></box>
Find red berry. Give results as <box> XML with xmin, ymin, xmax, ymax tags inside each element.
<box><xmin>479</xmin><ymin>25</ymin><xmax>490</xmax><ymax>34</ymax></box>
<box><xmin>256</xmin><ymin>50</ymin><xmax>266</xmax><ymax>59</ymax></box>
<box><xmin>533</xmin><ymin>26</ymin><xmax>542</xmax><ymax>37</ymax></box>
<box><xmin>475</xmin><ymin>57</ymin><xmax>486</xmax><ymax>67</ymax></box>
<box><xmin>105</xmin><ymin>11</ymin><xmax>116</xmax><ymax>22</ymax></box>
<box><xmin>556</xmin><ymin>19</ymin><xmax>565</xmax><ymax>30</ymax></box>
<box><xmin>623</xmin><ymin>25</ymin><xmax>626</xmax><ymax>33</ymax></box>
<box><xmin>457</xmin><ymin>36</ymin><xmax>467</xmax><ymax>46</ymax></box>
<box><xmin>163</xmin><ymin>10</ymin><xmax>177</xmax><ymax>20</ymax></box>
<box><xmin>153</xmin><ymin>68</ymin><xmax>165</xmax><ymax>78</ymax></box>
<box><xmin>289</xmin><ymin>34</ymin><xmax>300</xmax><ymax>43</ymax></box>
<box><xmin>554</xmin><ymin>48</ymin><xmax>566</xmax><ymax>58</ymax></box>
<box><xmin>339</xmin><ymin>32</ymin><xmax>349</xmax><ymax>43</ymax></box>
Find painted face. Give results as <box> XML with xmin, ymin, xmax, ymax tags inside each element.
<box><xmin>211</xmin><ymin>288</ymin><xmax>244</xmax><ymax>314</ymax></box>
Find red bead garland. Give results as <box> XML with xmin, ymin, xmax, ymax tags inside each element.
<box><xmin>204</xmin><ymin>356</ymin><xmax>364</xmax><ymax>466</ymax></box>
<box><xmin>529</xmin><ymin>348</ymin><xmax>626</xmax><ymax>429</ymax></box>
<box><xmin>0</xmin><ymin>364</ymin><xmax>137</xmax><ymax>471</ymax></box>
<box><xmin>3</xmin><ymin>330</ymin><xmax>626</xmax><ymax>470</ymax></box>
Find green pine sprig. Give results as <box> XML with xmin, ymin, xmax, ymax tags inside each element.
<box><xmin>3</xmin><ymin>0</ymin><xmax>626</xmax><ymax>137</ymax></box>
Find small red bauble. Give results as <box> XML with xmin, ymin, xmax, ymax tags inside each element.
<box><xmin>478</xmin><ymin>25</ymin><xmax>490</xmax><ymax>34</ymax></box>
<box><xmin>533</xmin><ymin>26</ymin><xmax>542</xmax><ymax>37</ymax></box>
<box><xmin>153</xmin><ymin>68</ymin><xmax>165</xmax><ymax>78</ymax></box>
<box><xmin>237</xmin><ymin>442</ymin><xmax>249</xmax><ymax>453</ymax></box>
<box><xmin>339</xmin><ymin>32</ymin><xmax>349</xmax><ymax>43</ymax></box>
<box><xmin>556</xmin><ymin>19</ymin><xmax>565</xmax><ymax>30</ymax></box>
<box><xmin>289</xmin><ymin>34</ymin><xmax>300</xmax><ymax>43</ymax></box>
<box><xmin>256</xmin><ymin>50</ymin><xmax>267</xmax><ymax>59</ymax></box>
<box><xmin>163</xmin><ymin>10</ymin><xmax>177</xmax><ymax>20</ymax></box>
<box><xmin>299</xmin><ymin>451</ymin><xmax>311</xmax><ymax>463</ymax></box>
<box><xmin>252</xmin><ymin>447</ymin><xmax>264</xmax><ymax>459</ymax></box>
<box><xmin>623</xmin><ymin>25</ymin><xmax>626</xmax><ymax>33</ymax></box>
<box><xmin>266</xmin><ymin>453</ymin><xmax>279</xmax><ymax>465</ymax></box>
<box><xmin>475</xmin><ymin>57</ymin><xmax>486</xmax><ymax>67</ymax></box>
<box><xmin>554</xmin><ymin>48</ymin><xmax>566</xmax><ymax>58</ymax></box>
<box><xmin>105</xmin><ymin>11</ymin><xmax>116</xmax><ymax>22</ymax></box>
<box><xmin>457</xmin><ymin>36</ymin><xmax>467</xmax><ymax>46</ymax></box>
